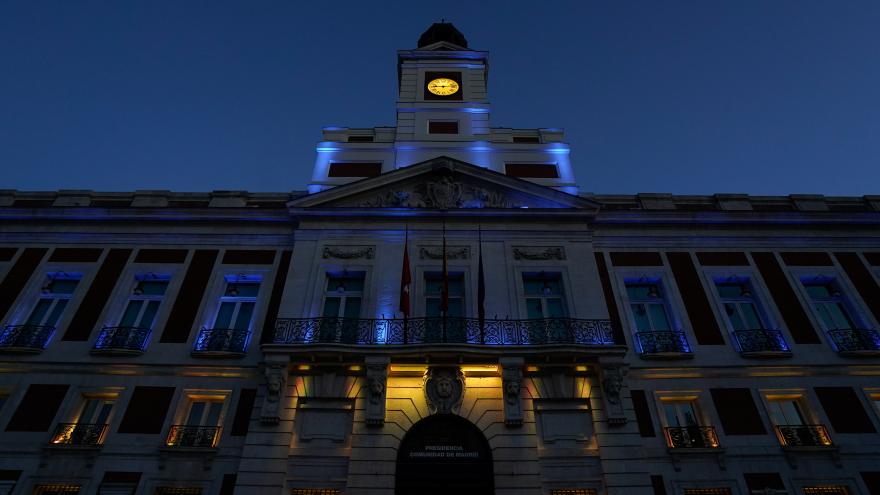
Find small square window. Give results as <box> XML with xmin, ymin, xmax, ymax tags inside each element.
<box><xmin>428</xmin><ymin>121</ymin><xmax>458</xmax><ymax>134</ymax></box>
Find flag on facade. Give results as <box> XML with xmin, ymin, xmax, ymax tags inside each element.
<box><xmin>399</xmin><ymin>226</ymin><xmax>411</xmax><ymax>318</ymax></box>
<box><xmin>440</xmin><ymin>220</ymin><xmax>449</xmax><ymax>314</ymax></box>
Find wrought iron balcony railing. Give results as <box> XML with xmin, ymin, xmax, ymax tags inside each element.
<box><xmin>50</xmin><ymin>423</ymin><xmax>107</xmax><ymax>446</ymax></box>
<box><xmin>0</xmin><ymin>324</ymin><xmax>55</xmax><ymax>352</ymax></box>
<box><xmin>192</xmin><ymin>328</ymin><xmax>250</xmax><ymax>357</ymax></box>
<box><xmin>635</xmin><ymin>331</ymin><xmax>691</xmax><ymax>356</ymax></box>
<box><xmin>165</xmin><ymin>425</ymin><xmax>221</xmax><ymax>448</ymax></box>
<box><xmin>732</xmin><ymin>329</ymin><xmax>791</xmax><ymax>356</ymax></box>
<box><xmin>272</xmin><ymin>316</ymin><xmax>615</xmax><ymax>346</ymax></box>
<box><xmin>827</xmin><ymin>328</ymin><xmax>880</xmax><ymax>355</ymax></box>
<box><xmin>775</xmin><ymin>424</ymin><xmax>833</xmax><ymax>447</ymax></box>
<box><xmin>92</xmin><ymin>326</ymin><xmax>151</xmax><ymax>355</ymax></box>
<box><xmin>664</xmin><ymin>426</ymin><xmax>720</xmax><ymax>449</ymax></box>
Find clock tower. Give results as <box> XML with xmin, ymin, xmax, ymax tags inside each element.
<box><xmin>308</xmin><ymin>23</ymin><xmax>578</xmax><ymax>194</ymax></box>
<box><xmin>395</xmin><ymin>22</ymin><xmax>491</xmax><ymax>142</ymax></box>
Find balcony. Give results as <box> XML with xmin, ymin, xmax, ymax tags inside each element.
<box><xmin>50</xmin><ymin>423</ymin><xmax>107</xmax><ymax>446</ymax></box>
<box><xmin>665</xmin><ymin>426</ymin><xmax>720</xmax><ymax>449</ymax></box>
<box><xmin>91</xmin><ymin>326</ymin><xmax>151</xmax><ymax>355</ymax></box>
<box><xmin>191</xmin><ymin>328</ymin><xmax>250</xmax><ymax>357</ymax></box>
<box><xmin>827</xmin><ymin>328</ymin><xmax>880</xmax><ymax>357</ymax></box>
<box><xmin>635</xmin><ymin>331</ymin><xmax>692</xmax><ymax>359</ymax></box>
<box><xmin>775</xmin><ymin>424</ymin><xmax>833</xmax><ymax>447</ymax></box>
<box><xmin>165</xmin><ymin>425</ymin><xmax>220</xmax><ymax>448</ymax></box>
<box><xmin>0</xmin><ymin>324</ymin><xmax>55</xmax><ymax>353</ymax></box>
<box><xmin>732</xmin><ymin>329</ymin><xmax>791</xmax><ymax>357</ymax></box>
<box><xmin>272</xmin><ymin>316</ymin><xmax>615</xmax><ymax>347</ymax></box>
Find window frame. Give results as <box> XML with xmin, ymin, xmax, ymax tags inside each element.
<box><xmin>7</xmin><ymin>269</ymin><xmax>85</xmax><ymax>330</ymax></box>
<box><xmin>789</xmin><ymin>267</ymin><xmax>872</xmax><ymax>335</ymax></box>
<box><xmin>413</xmin><ymin>263</ymin><xmax>471</xmax><ymax>319</ymax></box>
<box><xmin>198</xmin><ymin>269</ymin><xmax>270</xmax><ymax>340</ymax></box>
<box><xmin>321</xmin><ymin>270</ymin><xmax>366</xmax><ymax>319</ymax></box>
<box><xmin>167</xmin><ymin>389</ymin><xmax>232</xmax><ymax>448</ymax></box>
<box><xmin>100</xmin><ymin>263</ymin><xmax>184</xmax><ymax>338</ymax></box>
<box><xmin>520</xmin><ymin>271</ymin><xmax>569</xmax><ymax>319</ymax></box>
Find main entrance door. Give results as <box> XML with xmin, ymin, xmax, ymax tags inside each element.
<box><xmin>395</xmin><ymin>414</ymin><xmax>494</xmax><ymax>495</ymax></box>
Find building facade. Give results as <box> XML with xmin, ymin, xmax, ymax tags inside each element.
<box><xmin>1</xmin><ymin>23</ymin><xmax>880</xmax><ymax>495</ymax></box>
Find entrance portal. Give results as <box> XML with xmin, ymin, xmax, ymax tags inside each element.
<box><xmin>395</xmin><ymin>414</ymin><xmax>494</xmax><ymax>495</ymax></box>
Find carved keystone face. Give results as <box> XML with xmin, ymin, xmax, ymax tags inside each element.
<box><xmin>436</xmin><ymin>377</ymin><xmax>454</xmax><ymax>398</ymax></box>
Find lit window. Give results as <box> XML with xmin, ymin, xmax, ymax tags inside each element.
<box><xmin>803</xmin><ymin>487</ymin><xmax>849</xmax><ymax>495</ymax></box>
<box><xmin>626</xmin><ymin>281</ymin><xmax>672</xmax><ymax>332</ymax></box>
<box><xmin>424</xmin><ymin>272</ymin><xmax>465</xmax><ymax>317</ymax></box>
<box><xmin>51</xmin><ymin>395</ymin><xmax>115</xmax><ymax>446</ymax></box>
<box><xmin>660</xmin><ymin>397</ymin><xmax>720</xmax><ymax>448</ymax></box>
<box><xmin>765</xmin><ymin>393</ymin><xmax>832</xmax><ymax>447</ymax></box>
<box><xmin>682</xmin><ymin>490</ymin><xmax>731</xmax><ymax>495</ymax></box>
<box><xmin>33</xmin><ymin>485</ymin><xmax>80</xmax><ymax>495</ymax></box>
<box><xmin>213</xmin><ymin>276</ymin><xmax>261</xmax><ymax>331</ymax></box>
<box><xmin>119</xmin><ymin>275</ymin><xmax>169</xmax><ymax>330</ymax></box>
<box><xmin>522</xmin><ymin>272</ymin><xmax>567</xmax><ymax>318</ymax></box>
<box><xmin>166</xmin><ymin>393</ymin><xmax>226</xmax><ymax>448</ymax></box>
<box><xmin>26</xmin><ymin>272</ymin><xmax>81</xmax><ymax>329</ymax></box>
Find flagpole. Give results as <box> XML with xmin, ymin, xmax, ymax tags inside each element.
<box><xmin>478</xmin><ymin>223</ymin><xmax>485</xmax><ymax>344</ymax></box>
<box><xmin>399</xmin><ymin>224</ymin><xmax>411</xmax><ymax>344</ymax></box>
<box><xmin>441</xmin><ymin>216</ymin><xmax>448</xmax><ymax>341</ymax></box>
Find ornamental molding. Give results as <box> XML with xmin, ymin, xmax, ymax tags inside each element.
<box><xmin>424</xmin><ymin>366</ymin><xmax>465</xmax><ymax>415</ymax></box>
<box><xmin>322</xmin><ymin>245</ymin><xmax>375</xmax><ymax>260</ymax></box>
<box><xmin>513</xmin><ymin>246</ymin><xmax>566</xmax><ymax>260</ymax></box>
<box><xmin>418</xmin><ymin>245</ymin><xmax>470</xmax><ymax>260</ymax></box>
<box><xmin>358</xmin><ymin>176</ymin><xmax>522</xmax><ymax>209</ymax></box>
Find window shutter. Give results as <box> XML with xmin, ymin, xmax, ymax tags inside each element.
<box><xmin>650</xmin><ymin>475</ymin><xmax>668</xmax><ymax>495</ymax></box>
<box><xmin>230</xmin><ymin>389</ymin><xmax>257</xmax><ymax>436</ymax></box>
<box><xmin>630</xmin><ymin>389</ymin><xmax>656</xmax><ymax>437</ymax></box>
<box><xmin>260</xmin><ymin>250</ymin><xmax>292</xmax><ymax>344</ymax></box>
<box><xmin>0</xmin><ymin>248</ymin><xmax>48</xmax><ymax>322</ymax></box>
<box><xmin>63</xmin><ymin>249</ymin><xmax>132</xmax><ymax>341</ymax></box>
<box><xmin>219</xmin><ymin>474</ymin><xmax>237</xmax><ymax>495</ymax></box>
<box><xmin>117</xmin><ymin>386</ymin><xmax>176</xmax><ymax>434</ymax></box>
<box><xmin>667</xmin><ymin>252</ymin><xmax>725</xmax><ymax>345</ymax></box>
<box><xmin>835</xmin><ymin>252</ymin><xmax>880</xmax><ymax>324</ymax></box>
<box><xmin>710</xmin><ymin>388</ymin><xmax>766</xmax><ymax>435</ymax></box>
<box><xmin>5</xmin><ymin>384</ymin><xmax>69</xmax><ymax>432</ymax></box>
<box><xmin>160</xmin><ymin>250</ymin><xmax>218</xmax><ymax>343</ymax></box>
<box><xmin>752</xmin><ymin>252</ymin><xmax>821</xmax><ymax>344</ymax></box>
<box><xmin>814</xmin><ymin>387</ymin><xmax>876</xmax><ymax>434</ymax></box>
<box><xmin>594</xmin><ymin>252</ymin><xmax>626</xmax><ymax>345</ymax></box>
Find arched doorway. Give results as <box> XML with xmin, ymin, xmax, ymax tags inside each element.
<box><xmin>395</xmin><ymin>414</ymin><xmax>494</xmax><ymax>495</ymax></box>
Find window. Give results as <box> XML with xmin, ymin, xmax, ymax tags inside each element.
<box><xmin>626</xmin><ymin>280</ymin><xmax>672</xmax><ymax>332</ymax></box>
<box><xmin>801</xmin><ymin>276</ymin><xmax>857</xmax><ymax>331</ymax></box>
<box><xmin>505</xmin><ymin>163</ymin><xmax>560</xmax><ymax>178</ymax></box>
<box><xmin>803</xmin><ymin>488</ymin><xmax>849</xmax><ymax>495</ymax></box>
<box><xmin>51</xmin><ymin>394</ymin><xmax>115</xmax><ymax>445</ymax></box>
<box><xmin>424</xmin><ymin>272</ymin><xmax>464</xmax><ymax>317</ymax></box>
<box><xmin>166</xmin><ymin>393</ymin><xmax>227</xmax><ymax>448</ymax></box>
<box><xmin>659</xmin><ymin>396</ymin><xmax>720</xmax><ymax>448</ymax></box>
<box><xmin>428</xmin><ymin>121</ymin><xmax>458</xmax><ymax>134</ymax></box>
<box><xmin>327</xmin><ymin>162</ymin><xmax>382</xmax><ymax>177</ymax></box>
<box><xmin>512</xmin><ymin>136</ymin><xmax>541</xmax><ymax>144</ymax></box>
<box><xmin>322</xmin><ymin>271</ymin><xmax>365</xmax><ymax>319</ymax></box>
<box><xmin>155</xmin><ymin>488</ymin><xmax>201</xmax><ymax>495</ymax></box>
<box><xmin>714</xmin><ymin>276</ymin><xmax>789</xmax><ymax>354</ymax></box>
<box><xmin>346</xmin><ymin>135</ymin><xmax>374</xmax><ymax>143</ymax></box>
<box><xmin>212</xmin><ymin>275</ymin><xmax>260</xmax><ymax>331</ymax></box>
<box><xmin>522</xmin><ymin>272</ymin><xmax>567</xmax><ymax>318</ymax></box>
<box><xmin>32</xmin><ymin>485</ymin><xmax>80</xmax><ymax>495</ymax></box>
<box><xmin>682</xmin><ymin>490</ymin><xmax>731</xmax><ymax>495</ymax></box>
<box><xmin>118</xmin><ymin>275</ymin><xmax>169</xmax><ymax>330</ymax></box>
<box><xmin>26</xmin><ymin>272</ymin><xmax>81</xmax><ymax>329</ymax></box>
<box><xmin>765</xmin><ymin>393</ymin><xmax>832</xmax><ymax>447</ymax></box>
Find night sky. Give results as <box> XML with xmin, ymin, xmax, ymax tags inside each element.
<box><xmin>2</xmin><ymin>1</ymin><xmax>879</xmax><ymax>196</ymax></box>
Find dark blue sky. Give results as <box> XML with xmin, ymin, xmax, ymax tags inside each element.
<box><xmin>2</xmin><ymin>1</ymin><xmax>879</xmax><ymax>195</ymax></box>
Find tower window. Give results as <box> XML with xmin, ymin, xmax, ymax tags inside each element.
<box><xmin>328</xmin><ymin>162</ymin><xmax>382</xmax><ymax>178</ymax></box>
<box><xmin>505</xmin><ymin>164</ymin><xmax>559</xmax><ymax>178</ymax></box>
<box><xmin>428</xmin><ymin>121</ymin><xmax>459</xmax><ymax>134</ymax></box>
<box><xmin>512</xmin><ymin>136</ymin><xmax>541</xmax><ymax>144</ymax></box>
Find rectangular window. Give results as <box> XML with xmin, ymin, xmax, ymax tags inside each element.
<box><xmin>212</xmin><ymin>276</ymin><xmax>261</xmax><ymax>331</ymax></box>
<box><xmin>715</xmin><ymin>278</ymin><xmax>764</xmax><ymax>331</ymax></box>
<box><xmin>26</xmin><ymin>272</ymin><xmax>81</xmax><ymax>328</ymax></box>
<box><xmin>322</xmin><ymin>271</ymin><xmax>365</xmax><ymax>319</ymax></box>
<box><xmin>505</xmin><ymin>163</ymin><xmax>560</xmax><ymax>178</ymax></box>
<box><xmin>32</xmin><ymin>485</ymin><xmax>80</xmax><ymax>495</ymax></box>
<box><xmin>346</xmin><ymin>135</ymin><xmax>374</xmax><ymax>143</ymax></box>
<box><xmin>119</xmin><ymin>275</ymin><xmax>170</xmax><ymax>329</ymax></box>
<box><xmin>522</xmin><ymin>272</ymin><xmax>567</xmax><ymax>318</ymax></box>
<box><xmin>51</xmin><ymin>394</ymin><xmax>115</xmax><ymax>445</ymax></box>
<box><xmin>166</xmin><ymin>393</ymin><xmax>227</xmax><ymax>448</ymax></box>
<box><xmin>801</xmin><ymin>276</ymin><xmax>857</xmax><ymax>330</ymax></box>
<box><xmin>626</xmin><ymin>280</ymin><xmax>672</xmax><ymax>332</ymax></box>
<box><xmin>709</xmin><ymin>388</ymin><xmax>766</xmax><ymax>435</ymax></box>
<box><xmin>659</xmin><ymin>396</ymin><xmax>720</xmax><ymax>448</ymax></box>
<box><xmin>117</xmin><ymin>386</ymin><xmax>175</xmax><ymax>434</ymax></box>
<box><xmin>327</xmin><ymin>162</ymin><xmax>382</xmax><ymax>177</ymax></box>
<box><xmin>428</xmin><ymin>121</ymin><xmax>458</xmax><ymax>134</ymax></box>
<box><xmin>765</xmin><ymin>393</ymin><xmax>833</xmax><ymax>447</ymax></box>
<box><xmin>424</xmin><ymin>272</ymin><xmax>464</xmax><ymax>317</ymax></box>
<box><xmin>512</xmin><ymin>136</ymin><xmax>541</xmax><ymax>144</ymax></box>
<box><xmin>6</xmin><ymin>384</ymin><xmax>70</xmax><ymax>432</ymax></box>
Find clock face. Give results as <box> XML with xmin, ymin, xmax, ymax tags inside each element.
<box><xmin>427</xmin><ymin>78</ymin><xmax>460</xmax><ymax>96</ymax></box>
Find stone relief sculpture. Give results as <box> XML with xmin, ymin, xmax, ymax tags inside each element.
<box><xmin>501</xmin><ymin>364</ymin><xmax>524</xmax><ymax>426</ymax></box>
<box><xmin>364</xmin><ymin>358</ymin><xmax>389</xmax><ymax>426</ymax></box>
<box><xmin>260</xmin><ymin>363</ymin><xmax>288</xmax><ymax>425</ymax></box>
<box><xmin>600</xmin><ymin>363</ymin><xmax>629</xmax><ymax>425</ymax></box>
<box><xmin>424</xmin><ymin>366</ymin><xmax>465</xmax><ymax>415</ymax></box>
<box><xmin>512</xmin><ymin>246</ymin><xmax>566</xmax><ymax>260</ymax></box>
<box><xmin>322</xmin><ymin>245</ymin><xmax>375</xmax><ymax>260</ymax></box>
<box><xmin>358</xmin><ymin>176</ymin><xmax>523</xmax><ymax>209</ymax></box>
<box><xmin>418</xmin><ymin>246</ymin><xmax>469</xmax><ymax>260</ymax></box>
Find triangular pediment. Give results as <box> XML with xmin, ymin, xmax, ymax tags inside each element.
<box><xmin>289</xmin><ymin>157</ymin><xmax>600</xmax><ymax>215</ymax></box>
<box><xmin>417</xmin><ymin>41</ymin><xmax>469</xmax><ymax>51</ymax></box>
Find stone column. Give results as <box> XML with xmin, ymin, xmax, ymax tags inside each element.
<box><xmin>364</xmin><ymin>356</ymin><xmax>389</xmax><ymax>426</ymax></box>
<box><xmin>500</xmin><ymin>357</ymin><xmax>524</xmax><ymax>426</ymax></box>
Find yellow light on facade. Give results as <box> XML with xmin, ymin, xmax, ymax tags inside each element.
<box><xmin>526</xmin><ymin>366</ymin><xmax>540</xmax><ymax>372</ymax></box>
<box><xmin>297</xmin><ymin>365</ymin><xmax>311</xmax><ymax>371</ymax></box>
<box><xmin>348</xmin><ymin>365</ymin><xmax>363</xmax><ymax>371</ymax></box>
<box><xmin>575</xmin><ymin>365</ymin><xmax>588</xmax><ymax>372</ymax></box>
<box><xmin>389</xmin><ymin>364</ymin><xmax>428</xmax><ymax>373</ymax></box>
<box><xmin>461</xmin><ymin>365</ymin><xmax>498</xmax><ymax>373</ymax></box>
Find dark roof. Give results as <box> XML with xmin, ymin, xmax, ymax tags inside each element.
<box><xmin>417</xmin><ymin>22</ymin><xmax>468</xmax><ymax>49</ymax></box>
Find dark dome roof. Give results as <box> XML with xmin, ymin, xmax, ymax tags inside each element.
<box><xmin>417</xmin><ymin>22</ymin><xmax>468</xmax><ymax>49</ymax></box>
